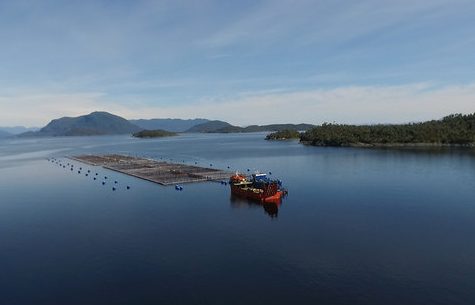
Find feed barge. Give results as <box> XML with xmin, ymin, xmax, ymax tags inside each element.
<box><xmin>229</xmin><ymin>172</ymin><xmax>287</xmax><ymax>203</ymax></box>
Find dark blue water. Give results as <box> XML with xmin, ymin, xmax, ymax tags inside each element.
<box><xmin>1</xmin><ymin>134</ymin><xmax>475</xmax><ymax>305</ymax></box>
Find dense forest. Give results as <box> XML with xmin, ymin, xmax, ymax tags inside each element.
<box><xmin>265</xmin><ymin>129</ymin><xmax>301</xmax><ymax>140</ymax></box>
<box><xmin>299</xmin><ymin>113</ymin><xmax>475</xmax><ymax>147</ymax></box>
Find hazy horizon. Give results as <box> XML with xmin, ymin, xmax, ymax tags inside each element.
<box><xmin>3</xmin><ymin>109</ymin><xmax>475</xmax><ymax>130</ymax></box>
<box><xmin>1</xmin><ymin>1</ymin><xmax>474</xmax><ymax>126</ymax></box>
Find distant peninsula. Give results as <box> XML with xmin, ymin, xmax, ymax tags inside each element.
<box><xmin>296</xmin><ymin>113</ymin><xmax>475</xmax><ymax>147</ymax></box>
<box><xmin>133</xmin><ymin>129</ymin><xmax>177</xmax><ymax>138</ymax></box>
<box><xmin>186</xmin><ymin>121</ymin><xmax>314</xmax><ymax>133</ymax></box>
<box><xmin>130</xmin><ymin>118</ymin><xmax>209</xmax><ymax>132</ymax></box>
<box><xmin>0</xmin><ymin>130</ymin><xmax>12</xmax><ymax>138</ymax></box>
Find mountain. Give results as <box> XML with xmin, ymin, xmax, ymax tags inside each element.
<box><xmin>21</xmin><ymin>111</ymin><xmax>142</xmax><ymax>137</ymax></box>
<box><xmin>130</xmin><ymin>118</ymin><xmax>209</xmax><ymax>132</ymax></box>
<box><xmin>0</xmin><ymin>126</ymin><xmax>39</xmax><ymax>135</ymax></box>
<box><xmin>186</xmin><ymin>121</ymin><xmax>315</xmax><ymax>133</ymax></box>
<box><xmin>185</xmin><ymin>120</ymin><xmax>233</xmax><ymax>133</ymax></box>
<box><xmin>0</xmin><ymin>130</ymin><xmax>11</xmax><ymax>138</ymax></box>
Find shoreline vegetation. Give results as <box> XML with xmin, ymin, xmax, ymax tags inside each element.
<box><xmin>133</xmin><ymin>129</ymin><xmax>178</xmax><ymax>138</ymax></box>
<box><xmin>265</xmin><ymin>129</ymin><xmax>300</xmax><ymax>140</ymax></box>
<box><xmin>267</xmin><ymin>113</ymin><xmax>475</xmax><ymax>147</ymax></box>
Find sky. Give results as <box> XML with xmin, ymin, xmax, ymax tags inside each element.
<box><xmin>0</xmin><ymin>0</ymin><xmax>474</xmax><ymax>127</ymax></box>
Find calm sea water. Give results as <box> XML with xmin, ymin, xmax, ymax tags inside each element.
<box><xmin>1</xmin><ymin>133</ymin><xmax>475</xmax><ymax>305</ymax></box>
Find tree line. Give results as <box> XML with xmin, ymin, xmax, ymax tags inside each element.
<box><xmin>297</xmin><ymin>113</ymin><xmax>475</xmax><ymax>146</ymax></box>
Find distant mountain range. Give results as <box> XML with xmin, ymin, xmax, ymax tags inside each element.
<box><xmin>13</xmin><ymin>111</ymin><xmax>314</xmax><ymax>137</ymax></box>
<box><xmin>20</xmin><ymin>111</ymin><xmax>142</xmax><ymax>137</ymax></box>
<box><xmin>185</xmin><ymin>121</ymin><xmax>315</xmax><ymax>133</ymax></box>
<box><xmin>0</xmin><ymin>126</ymin><xmax>39</xmax><ymax>135</ymax></box>
<box><xmin>130</xmin><ymin>118</ymin><xmax>209</xmax><ymax>132</ymax></box>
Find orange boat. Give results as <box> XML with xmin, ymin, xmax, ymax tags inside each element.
<box><xmin>229</xmin><ymin>172</ymin><xmax>287</xmax><ymax>203</ymax></box>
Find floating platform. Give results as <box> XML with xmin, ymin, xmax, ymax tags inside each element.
<box><xmin>70</xmin><ymin>154</ymin><xmax>232</xmax><ymax>185</ymax></box>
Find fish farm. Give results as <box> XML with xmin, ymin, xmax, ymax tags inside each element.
<box><xmin>70</xmin><ymin>154</ymin><xmax>232</xmax><ymax>185</ymax></box>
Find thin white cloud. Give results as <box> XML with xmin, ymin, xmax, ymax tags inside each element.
<box><xmin>201</xmin><ymin>0</ymin><xmax>470</xmax><ymax>50</ymax></box>
<box><xmin>2</xmin><ymin>83</ymin><xmax>473</xmax><ymax>127</ymax></box>
<box><xmin>150</xmin><ymin>83</ymin><xmax>475</xmax><ymax>125</ymax></box>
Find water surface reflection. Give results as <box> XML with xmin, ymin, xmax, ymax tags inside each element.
<box><xmin>230</xmin><ymin>195</ymin><xmax>281</xmax><ymax>218</ymax></box>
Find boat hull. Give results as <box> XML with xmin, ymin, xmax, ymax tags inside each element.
<box><xmin>230</xmin><ymin>184</ymin><xmax>283</xmax><ymax>203</ymax></box>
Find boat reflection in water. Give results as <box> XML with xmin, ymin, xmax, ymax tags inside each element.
<box><xmin>230</xmin><ymin>195</ymin><xmax>282</xmax><ymax>218</ymax></box>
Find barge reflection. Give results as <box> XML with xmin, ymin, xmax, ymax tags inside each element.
<box><xmin>230</xmin><ymin>195</ymin><xmax>281</xmax><ymax>218</ymax></box>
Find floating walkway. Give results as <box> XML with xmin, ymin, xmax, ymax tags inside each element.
<box><xmin>70</xmin><ymin>154</ymin><xmax>232</xmax><ymax>185</ymax></box>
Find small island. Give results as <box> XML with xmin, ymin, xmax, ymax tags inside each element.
<box><xmin>300</xmin><ymin>113</ymin><xmax>475</xmax><ymax>147</ymax></box>
<box><xmin>265</xmin><ymin>129</ymin><xmax>301</xmax><ymax>140</ymax></box>
<box><xmin>133</xmin><ymin>129</ymin><xmax>177</xmax><ymax>138</ymax></box>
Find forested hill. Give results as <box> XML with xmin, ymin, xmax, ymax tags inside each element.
<box><xmin>20</xmin><ymin>112</ymin><xmax>142</xmax><ymax>137</ymax></box>
<box><xmin>300</xmin><ymin>113</ymin><xmax>475</xmax><ymax>147</ymax></box>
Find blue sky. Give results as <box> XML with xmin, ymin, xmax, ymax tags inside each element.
<box><xmin>0</xmin><ymin>0</ymin><xmax>474</xmax><ymax>126</ymax></box>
